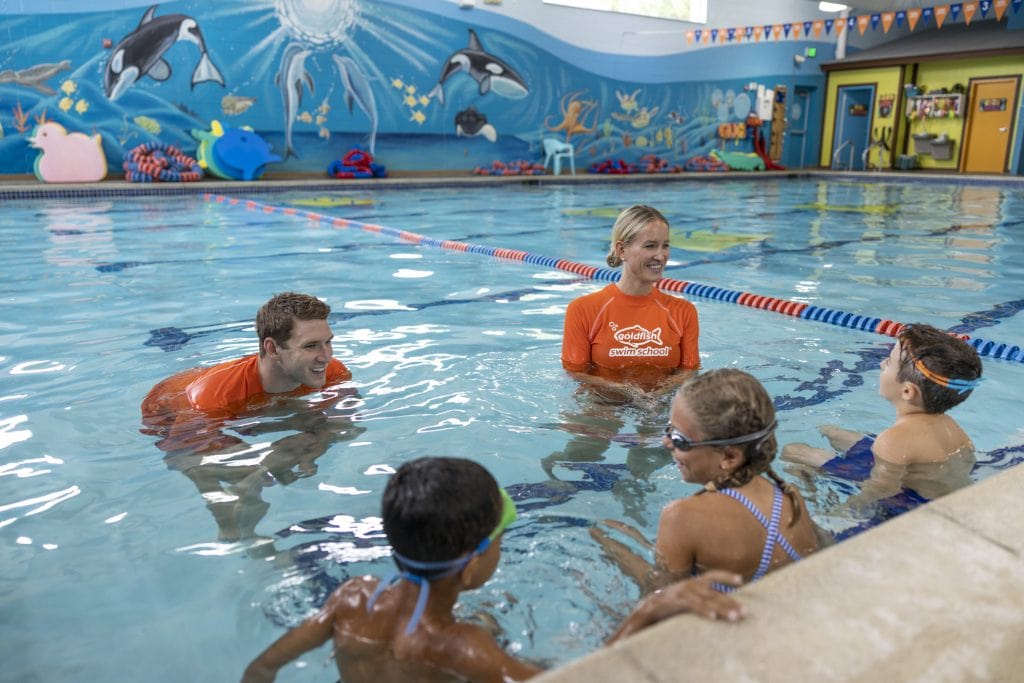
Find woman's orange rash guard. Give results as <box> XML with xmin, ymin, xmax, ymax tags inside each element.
<box><xmin>561</xmin><ymin>284</ymin><xmax>699</xmax><ymax>372</ymax></box>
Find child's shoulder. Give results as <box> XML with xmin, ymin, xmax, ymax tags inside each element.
<box><xmin>874</xmin><ymin>414</ymin><xmax>969</xmax><ymax>465</ymax></box>
<box><xmin>326</xmin><ymin>574</ymin><xmax>381</xmax><ymax>615</ymax></box>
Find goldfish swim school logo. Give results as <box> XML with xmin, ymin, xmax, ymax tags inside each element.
<box><xmin>608</xmin><ymin>324</ymin><xmax>670</xmax><ymax>358</ymax></box>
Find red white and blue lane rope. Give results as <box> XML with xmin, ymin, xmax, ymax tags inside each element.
<box><xmin>202</xmin><ymin>193</ymin><xmax>1023</xmax><ymax>364</ymax></box>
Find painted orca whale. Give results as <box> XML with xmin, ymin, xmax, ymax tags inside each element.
<box><xmin>428</xmin><ymin>29</ymin><xmax>528</xmax><ymax>105</ymax></box>
<box><xmin>104</xmin><ymin>4</ymin><xmax>225</xmax><ymax>100</ymax></box>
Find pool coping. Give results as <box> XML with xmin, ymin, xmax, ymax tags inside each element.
<box><xmin>533</xmin><ymin>462</ymin><xmax>1024</xmax><ymax>682</ymax></box>
<box><xmin>0</xmin><ymin>168</ymin><xmax>1021</xmax><ymax>199</ymax></box>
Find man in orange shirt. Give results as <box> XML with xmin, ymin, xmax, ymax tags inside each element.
<box><xmin>141</xmin><ymin>291</ymin><xmax>361</xmax><ymax>541</ymax></box>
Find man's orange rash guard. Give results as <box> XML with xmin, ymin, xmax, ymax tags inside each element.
<box><xmin>141</xmin><ymin>355</ymin><xmax>351</xmax><ymax>452</ymax></box>
<box><xmin>561</xmin><ymin>284</ymin><xmax>699</xmax><ymax>372</ymax></box>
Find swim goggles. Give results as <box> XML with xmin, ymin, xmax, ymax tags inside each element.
<box><xmin>663</xmin><ymin>420</ymin><xmax>777</xmax><ymax>451</ymax></box>
<box><xmin>912</xmin><ymin>358</ymin><xmax>983</xmax><ymax>395</ymax></box>
<box><xmin>368</xmin><ymin>487</ymin><xmax>518</xmax><ymax>635</ymax></box>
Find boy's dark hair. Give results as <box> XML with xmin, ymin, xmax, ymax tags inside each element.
<box><xmin>255</xmin><ymin>292</ymin><xmax>331</xmax><ymax>356</ymax></box>
<box><xmin>382</xmin><ymin>457</ymin><xmax>501</xmax><ymax>568</ymax></box>
<box><xmin>897</xmin><ymin>324</ymin><xmax>983</xmax><ymax>414</ymax></box>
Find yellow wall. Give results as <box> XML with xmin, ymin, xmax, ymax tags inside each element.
<box><xmin>820</xmin><ymin>66</ymin><xmax>904</xmax><ymax>168</ymax></box>
<box><xmin>910</xmin><ymin>56</ymin><xmax>1024</xmax><ymax>169</ymax></box>
<box><xmin>821</xmin><ymin>55</ymin><xmax>1024</xmax><ymax>170</ymax></box>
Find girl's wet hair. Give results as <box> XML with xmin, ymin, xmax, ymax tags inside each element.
<box><xmin>382</xmin><ymin>457</ymin><xmax>501</xmax><ymax>568</ymax></box>
<box><xmin>605</xmin><ymin>205</ymin><xmax>669</xmax><ymax>268</ymax></box>
<box><xmin>255</xmin><ymin>291</ymin><xmax>331</xmax><ymax>355</ymax></box>
<box><xmin>896</xmin><ymin>324</ymin><xmax>983</xmax><ymax>414</ymax></box>
<box><xmin>678</xmin><ymin>368</ymin><xmax>801</xmax><ymax>524</ymax></box>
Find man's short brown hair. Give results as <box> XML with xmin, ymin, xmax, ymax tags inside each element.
<box><xmin>255</xmin><ymin>292</ymin><xmax>331</xmax><ymax>356</ymax></box>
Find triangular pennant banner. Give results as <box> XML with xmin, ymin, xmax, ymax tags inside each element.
<box><xmin>764</xmin><ymin>24</ymin><xmax>773</xmax><ymax>39</ymax></box>
<box><xmin>896</xmin><ymin>9</ymin><xmax>906</xmax><ymax>26</ymax></box>
<box><xmin>804</xmin><ymin>21</ymin><xmax>814</xmax><ymax>36</ymax></box>
<box><xmin>824</xmin><ymin>18</ymin><xmax>834</xmax><ymax>34</ymax></box>
<box><xmin>979</xmin><ymin>0</ymin><xmax>991</xmax><ymax>17</ymax></box>
<box><xmin>950</xmin><ymin>3</ymin><xmax>963</xmax><ymax>21</ymax></box>
<box><xmin>792</xmin><ymin>22</ymin><xmax>802</xmax><ymax>38</ymax></box>
<box><xmin>745</xmin><ymin>25</ymin><xmax>754</xmax><ymax>40</ymax></box>
<box><xmin>870</xmin><ymin>13</ymin><xmax>881</xmax><ymax>31</ymax></box>
<box><xmin>754</xmin><ymin>25</ymin><xmax>764</xmax><ymax>41</ymax></box>
<box><xmin>813</xmin><ymin>19</ymin><xmax>824</xmax><ymax>37</ymax></box>
<box><xmin>882</xmin><ymin>12</ymin><xmax>895</xmax><ymax>31</ymax></box>
<box><xmin>773</xmin><ymin>24</ymin><xmax>784</xmax><ymax>40</ymax></box>
<box><xmin>922</xmin><ymin>7</ymin><xmax>935</xmax><ymax>25</ymax></box>
<box><xmin>835</xmin><ymin>17</ymin><xmax>846</xmax><ymax>35</ymax></box>
<box><xmin>935</xmin><ymin>5</ymin><xmax>949</xmax><ymax>28</ymax></box>
<box><xmin>1012</xmin><ymin>0</ymin><xmax>1021</xmax><ymax>13</ymax></box>
<box><xmin>963</xmin><ymin>2</ymin><xmax>977</xmax><ymax>23</ymax></box>
<box><xmin>686</xmin><ymin>30</ymin><xmax>694</xmax><ymax>45</ymax></box>
<box><xmin>783</xmin><ymin>23</ymin><xmax>792</xmax><ymax>38</ymax></box>
<box><xmin>710</xmin><ymin>28</ymin><xmax>719</xmax><ymax>42</ymax></box>
<box><xmin>858</xmin><ymin>14</ymin><xmax>871</xmax><ymax>34</ymax></box>
<box><xmin>847</xmin><ymin>15</ymin><xmax>857</xmax><ymax>29</ymax></box>
<box><xmin>719</xmin><ymin>29</ymin><xmax>728</xmax><ymax>43</ymax></box>
<box><xmin>908</xmin><ymin>7</ymin><xmax>922</xmax><ymax>29</ymax></box>
<box><xmin>995</xmin><ymin>0</ymin><xmax>1008</xmax><ymax>19</ymax></box>
<box><xmin>703</xmin><ymin>29</ymin><xmax>711</xmax><ymax>43</ymax></box>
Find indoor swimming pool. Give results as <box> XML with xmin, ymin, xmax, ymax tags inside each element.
<box><xmin>2</xmin><ymin>177</ymin><xmax>1022</xmax><ymax>681</ymax></box>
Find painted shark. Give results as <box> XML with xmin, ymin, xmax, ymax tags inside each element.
<box><xmin>276</xmin><ymin>43</ymin><xmax>313</xmax><ymax>161</ymax></box>
<box><xmin>0</xmin><ymin>60</ymin><xmax>71</xmax><ymax>96</ymax></box>
<box><xmin>428</xmin><ymin>29</ymin><xmax>528</xmax><ymax>105</ymax></box>
<box><xmin>104</xmin><ymin>5</ymin><xmax>225</xmax><ymax>101</ymax></box>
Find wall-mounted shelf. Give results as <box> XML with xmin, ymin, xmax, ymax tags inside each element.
<box><xmin>906</xmin><ymin>93</ymin><xmax>964</xmax><ymax>119</ymax></box>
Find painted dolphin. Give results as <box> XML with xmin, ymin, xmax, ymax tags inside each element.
<box><xmin>331</xmin><ymin>55</ymin><xmax>378</xmax><ymax>155</ymax></box>
<box><xmin>276</xmin><ymin>43</ymin><xmax>313</xmax><ymax>161</ymax></box>
<box><xmin>454</xmin><ymin>106</ymin><xmax>496</xmax><ymax>142</ymax></box>
<box><xmin>104</xmin><ymin>5</ymin><xmax>225</xmax><ymax>100</ymax></box>
<box><xmin>428</xmin><ymin>29</ymin><xmax>528</xmax><ymax>105</ymax></box>
<box><xmin>0</xmin><ymin>60</ymin><xmax>71</xmax><ymax>96</ymax></box>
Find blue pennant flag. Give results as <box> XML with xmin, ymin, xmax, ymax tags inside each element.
<box><xmin>951</xmin><ymin>3</ymin><xmax>962</xmax><ymax>21</ymax></box>
<box><xmin>804</xmin><ymin>20</ymin><xmax>813</xmax><ymax>35</ymax></box>
<box><xmin>871</xmin><ymin>13</ymin><xmax>881</xmax><ymax>30</ymax></box>
<box><xmin>979</xmin><ymin>0</ymin><xmax>991</xmax><ymax>17</ymax></box>
<box><xmin>896</xmin><ymin>9</ymin><xmax>906</xmax><ymax>26</ymax></box>
<box><xmin>745</xmin><ymin>25</ymin><xmax>754</xmax><ymax>39</ymax></box>
<box><xmin>710</xmin><ymin>28</ymin><xmax>719</xmax><ymax>42</ymax></box>
<box><xmin>1013</xmin><ymin>0</ymin><xmax>1022</xmax><ymax>13</ymax></box>
<box><xmin>824</xmin><ymin>18</ymin><xmax>834</xmax><ymax>33</ymax></box>
<box><xmin>764</xmin><ymin>24</ymin><xmax>773</xmax><ymax>37</ymax></box>
<box><xmin>922</xmin><ymin>6</ymin><xmax>934</xmax><ymax>25</ymax></box>
<box><xmin>783</xmin><ymin>22</ymin><xmax>792</xmax><ymax>37</ymax></box>
<box><xmin>727</xmin><ymin>27</ymin><xmax>736</xmax><ymax>41</ymax></box>
<box><xmin>847</xmin><ymin>15</ymin><xmax>857</xmax><ymax>29</ymax></box>
<box><xmin>694</xmin><ymin>29</ymin><xmax>702</xmax><ymax>42</ymax></box>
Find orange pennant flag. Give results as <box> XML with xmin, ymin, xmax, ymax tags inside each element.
<box><xmin>934</xmin><ymin>5</ymin><xmax>949</xmax><ymax>28</ymax></box>
<box><xmin>994</xmin><ymin>0</ymin><xmax>1008</xmax><ymax>20</ymax></box>
<box><xmin>772</xmin><ymin>24</ymin><xmax>783</xmax><ymax>40</ymax></box>
<box><xmin>907</xmin><ymin>7</ymin><xmax>921</xmax><ymax>30</ymax></box>
<box><xmin>882</xmin><ymin>12</ymin><xmax>895</xmax><ymax>32</ymax></box>
<box><xmin>792</xmin><ymin>22</ymin><xmax>802</xmax><ymax>38</ymax></box>
<box><xmin>835</xmin><ymin>19</ymin><xmax>846</xmax><ymax>36</ymax></box>
<box><xmin>963</xmin><ymin>2</ymin><xmax>977</xmax><ymax>24</ymax></box>
<box><xmin>686</xmin><ymin>30</ymin><xmax>694</xmax><ymax>45</ymax></box>
<box><xmin>813</xmin><ymin>20</ymin><xmax>824</xmax><ymax>37</ymax></box>
<box><xmin>857</xmin><ymin>14</ymin><xmax>870</xmax><ymax>35</ymax></box>
<box><xmin>754</xmin><ymin>25</ymin><xmax>764</xmax><ymax>41</ymax></box>
<box><xmin>720</xmin><ymin>29</ymin><xmax>728</xmax><ymax>43</ymax></box>
<box><xmin>703</xmin><ymin>30</ymin><xmax>711</xmax><ymax>44</ymax></box>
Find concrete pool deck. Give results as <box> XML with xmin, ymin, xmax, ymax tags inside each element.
<box><xmin>3</xmin><ymin>170</ymin><xmax>1022</xmax><ymax>679</ymax></box>
<box><xmin>535</xmin><ymin>462</ymin><xmax>1024</xmax><ymax>682</ymax></box>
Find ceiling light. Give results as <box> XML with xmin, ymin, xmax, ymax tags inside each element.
<box><xmin>818</xmin><ymin>2</ymin><xmax>850</xmax><ymax>11</ymax></box>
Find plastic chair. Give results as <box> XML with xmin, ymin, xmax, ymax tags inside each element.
<box><xmin>542</xmin><ymin>138</ymin><xmax>575</xmax><ymax>175</ymax></box>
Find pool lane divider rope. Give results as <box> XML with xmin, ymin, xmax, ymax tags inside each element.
<box><xmin>202</xmin><ymin>193</ymin><xmax>1023</xmax><ymax>364</ymax></box>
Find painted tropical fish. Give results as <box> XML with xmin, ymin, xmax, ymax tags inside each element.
<box><xmin>0</xmin><ymin>60</ymin><xmax>71</xmax><ymax>96</ymax></box>
<box><xmin>104</xmin><ymin>5</ymin><xmax>225</xmax><ymax>100</ymax></box>
<box><xmin>275</xmin><ymin>43</ymin><xmax>313</xmax><ymax>160</ymax></box>
<box><xmin>454</xmin><ymin>106</ymin><xmax>496</xmax><ymax>142</ymax></box>
<box><xmin>221</xmin><ymin>94</ymin><xmax>257</xmax><ymax>116</ymax></box>
<box><xmin>428</xmin><ymin>29</ymin><xmax>528</xmax><ymax>105</ymax></box>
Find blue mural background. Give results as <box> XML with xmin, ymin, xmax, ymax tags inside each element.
<box><xmin>0</xmin><ymin>0</ymin><xmax>830</xmax><ymax>175</ymax></box>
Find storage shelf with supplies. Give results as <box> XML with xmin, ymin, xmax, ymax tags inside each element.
<box><xmin>906</xmin><ymin>93</ymin><xmax>964</xmax><ymax>119</ymax></box>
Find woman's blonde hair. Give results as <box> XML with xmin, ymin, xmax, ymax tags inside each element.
<box><xmin>605</xmin><ymin>205</ymin><xmax>669</xmax><ymax>268</ymax></box>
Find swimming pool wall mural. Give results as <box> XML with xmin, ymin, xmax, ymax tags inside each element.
<box><xmin>0</xmin><ymin>0</ymin><xmax>834</xmax><ymax>176</ymax></box>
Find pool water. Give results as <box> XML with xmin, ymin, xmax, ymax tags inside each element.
<box><xmin>2</xmin><ymin>178</ymin><xmax>1023</xmax><ymax>681</ymax></box>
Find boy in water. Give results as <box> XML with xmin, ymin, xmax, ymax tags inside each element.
<box><xmin>242</xmin><ymin>457</ymin><xmax>744</xmax><ymax>682</ymax></box>
<box><xmin>783</xmin><ymin>323</ymin><xmax>983</xmax><ymax>508</ymax></box>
